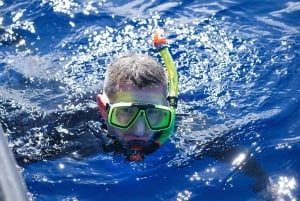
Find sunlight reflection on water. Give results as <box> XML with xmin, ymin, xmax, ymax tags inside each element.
<box><xmin>1</xmin><ymin>0</ymin><xmax>299</xmax><ymax>200</ymax></box>
<box><xmin>272</xmin><ymin>176</ymin><xmax>297</xmax><ymax>201</ymax></box>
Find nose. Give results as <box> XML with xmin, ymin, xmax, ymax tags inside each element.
<box><xmin>133</xmin><ymin>115</ymin><xmax>146</xmax><ymax>137</ymax></box>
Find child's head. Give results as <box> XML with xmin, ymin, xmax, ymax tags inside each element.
<box><xmin>103</xmin><ymin>53</ymin><xmax>167</xmax><ymax>98</ymax></box>
<box><xmin>97</xmin><ymin>53</ymin><xmax>170</xmax><ymax>159</ymax></box>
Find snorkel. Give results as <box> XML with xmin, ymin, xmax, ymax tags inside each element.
<box><xmin>153</xmin><ymin>29</ymin><xmax>179</xmax><ymax>144</ymax></box>
<box><xmin>141</xmin><ymin>29</ymin><xmax>179</xmax><ymax>156</ymax></box>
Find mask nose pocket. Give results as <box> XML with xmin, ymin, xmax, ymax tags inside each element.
<box><xmin>134</xmin><ymin>112</ymin><xmax>146</xmax><ymax>136</ymax></box>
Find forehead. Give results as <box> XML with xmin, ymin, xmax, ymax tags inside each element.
<box><xmin>109</xmin><ymin>85</ymin><xmax>167</xmax><ymax>105</ymax></box>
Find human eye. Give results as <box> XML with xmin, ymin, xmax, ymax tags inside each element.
<box><xmin>146</xmin><ymin>108</ymin><xmax>171</xmax><ymax>127</ymax></box>
<box><xmin>146</xmin><ymin>108</ymin><xmax>167</xmax><ymax>124</ymax></box>
<box><xmin>115</xmin><ymin>107</ymin><xmax>138</xmax><ymax>124</ymax></box>
<box><xmin>117</xmin><ymin>107</ymin><xmax>136</xmax><ymax>116</ymax></box>
<box><xmin>146</xmin><ymin>108</ymin><xmax>161</xmax><ymax>117</ymax></box>
<box><xmin>112</xmin><ymin>106</ymin><xmax>137</xmax><ymax>125</ymax></box>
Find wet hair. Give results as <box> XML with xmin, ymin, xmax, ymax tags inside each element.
<box><xmin>103</xmin><ymin>53</ymin><xmax>167</xmax><ymax>98</ymax></box>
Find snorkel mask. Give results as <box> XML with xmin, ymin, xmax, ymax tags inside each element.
<box><xmin>125</xmin><ymin>29</ymin><xmax>179</xmax><ymax>160</ymax></box>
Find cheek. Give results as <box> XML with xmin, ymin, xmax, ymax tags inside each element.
<box><xmin>108</xmin><ymin>126</ymin><xmax>123</xmax><ymax>136</ymax></box>
<box><xmin>107</xmin><ymin>126</ymin><xmax>131</xmax><ymax>141</ymax></box>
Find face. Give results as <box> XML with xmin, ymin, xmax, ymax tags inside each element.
<box><xmin>99</xmin><ymin>85</ymin><xmax>168</xmax><ymax>147</ymax></box>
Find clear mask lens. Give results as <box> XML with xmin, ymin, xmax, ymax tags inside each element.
<box><xmin>108</xmin><ymin>103</ymin><xmax>172</xmax><ymax>131</ymax></box>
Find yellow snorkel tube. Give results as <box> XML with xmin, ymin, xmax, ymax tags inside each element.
<box><xmin>142</xmin><ymin>29</ymin><xmax>178</xmax><ymax>156</ymax></box>
<box><xmin>153</xmin><ymin>29</ymin><xmax>179</xmax><ymax>145</ymax></box>
<box><xmin>124</xmin><ymin>29</ymin><xmax>179</xmax><ymax>158</ymax></box>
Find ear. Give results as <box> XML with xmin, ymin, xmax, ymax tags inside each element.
<box><xmin>97</xmin><ymin>94</ymin><xmax>108</xmax><ymax>120</ymax></box>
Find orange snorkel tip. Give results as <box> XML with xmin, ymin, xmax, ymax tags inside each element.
<box><xmin>153</xmin><ymin>29</ymin><xmax>167</xmax><ymax>49</ymax></box>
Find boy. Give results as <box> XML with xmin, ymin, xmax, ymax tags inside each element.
<box><xmin>96</xmin><ymin>53</ymin><xmax>173</xmax><ymax>161</ymax></box>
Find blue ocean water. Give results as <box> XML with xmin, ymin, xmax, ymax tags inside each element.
<box><xmin>1</xmin><ymin>0</ymin><xmax>300</xmax><ymax>200</ymax></box>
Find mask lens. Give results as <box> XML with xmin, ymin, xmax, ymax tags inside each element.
<box><xmin>145</xmin><ymin>107</ymin><xmax>171</xmax><ymax>130</ymax></box>
<box><xmin>110</xmin><ymin>106</ymin><xmax>139</xmax><ymax>128</ymax></box>
<box><xmin>108</xmin><ymin>103</ymin><xmax>172</xmax><ymax>131</ymax></box>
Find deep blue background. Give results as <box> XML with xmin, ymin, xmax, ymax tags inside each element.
<box><xmin>1</xmin><ymin>0</ymin><xmax>300</xmax><ymax>200</ymax></box>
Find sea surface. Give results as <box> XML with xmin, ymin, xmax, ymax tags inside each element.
<box><xmin>0</xmin><ymin>0</ymin><xmax>300</xmax><ymax>200</ymax></box>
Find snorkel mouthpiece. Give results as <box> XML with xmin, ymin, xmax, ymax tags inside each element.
<box><xmin>126</xmin><ymin>140</ymin><xmax>145</xmax><ymax>161</ymax></box>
